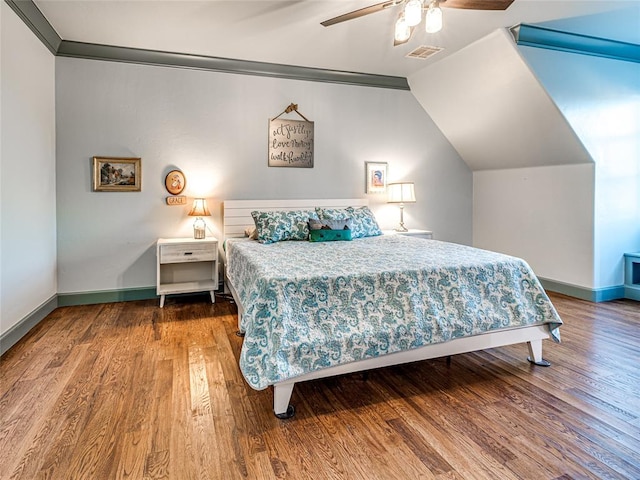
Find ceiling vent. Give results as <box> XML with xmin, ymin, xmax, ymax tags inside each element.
<box><xmin>406</xmin><ymin>45</ymin><xmax>443</xmax><ymax>59</ymax></box>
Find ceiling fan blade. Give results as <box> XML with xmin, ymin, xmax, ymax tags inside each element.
<box><xmin>441</xmin><ymin>0</ymin><xmax>515</xmax><ymax>10</ymax></box>
<box><xmin>321</xmin><ymin>1</ymin><xmax>402</xmax><ymax>27</ymax></box>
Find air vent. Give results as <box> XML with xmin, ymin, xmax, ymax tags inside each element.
<box><xmin>406</xmin><ymin>45</ymin><xmax>443</xmax><ymax>59</ymax></box>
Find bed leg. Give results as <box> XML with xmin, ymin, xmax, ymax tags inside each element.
<box><xmin>527</xmin><ymin>339</ymin><xmax>551</xmax><ymax>367</ymax></box>
<box><xmin>273</xmin><ymin>383</ymin><xmax>296</xmax><ymax>419</ymax></box>
<box><xmin>235</xmin><ymin>309</ymin><xmax>245</xmax><ymax>337</ymax></box>
<box><xmin>236</xmin><ymin>314</ymin><xmax>245</xmax><ymax>337</ymax></box>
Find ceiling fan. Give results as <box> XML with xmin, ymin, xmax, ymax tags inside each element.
<box><xmin>321</xmin><ymin>0</ymin><xmax>515</xmax><ymax>46</ymax></box>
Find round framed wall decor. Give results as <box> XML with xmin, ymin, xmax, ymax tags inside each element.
<box><xmin>165</xmin><ymin>170</ymin><xmax>186</xmax><ymax>195</ymax></box>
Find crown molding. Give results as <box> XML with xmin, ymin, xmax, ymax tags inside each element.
<box><xmin>514</xmin><ymin>23</ymin><xmax>640</xmax><ymax>64</ymax></box>
<box><xmin>5</xmin><ymin>0</ymin><xmax>62</xmax><ymax>54</ymax></box>
<box><xmin>56</xmin><ymin>41</ymin><xmax>410</xmax><ymax>90</ymax></box>
<box><xmin>5</xmin><ymin>0</ymin><xmax>409</xmax><ymax>90</ymax></box>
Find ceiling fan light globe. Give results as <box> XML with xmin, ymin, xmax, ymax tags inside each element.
<box><xmin>394</xmin><ymin>16</ymin><xmax>411</xmax><ymax>42</ymax></box>
<box><xmin>425</xmin><ymin>5</ymin><xmax>443</xmax><ymax>33</ymax></box>
<box><xmin>404</xmin><ymin>0</ymin><xmax>423</xmax><ymax>27</ymax></box>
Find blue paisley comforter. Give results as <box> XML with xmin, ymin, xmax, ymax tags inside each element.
<box><xmin>226</xmin><ymin>235</ymin><xmax>562</xmax><ymax>390</ymax></box>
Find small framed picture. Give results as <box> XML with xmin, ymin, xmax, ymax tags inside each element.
<box><xmin>92</xmin><ymin>157</ymin><xmax>141</xmax><ymax>192</ymax></box>
<box><xmin>365</xmin><ymin>161</ymin><xmax>388</xmax><ymax>194</ymax></box>
<box><xmin>165</xmin><ymin>169</ymin><xmax>186</xmax><ymax>195</ymax></box>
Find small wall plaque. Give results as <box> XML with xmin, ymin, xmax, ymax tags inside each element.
<box><xmin>166</xmin><ymin>195</ymin><xmax>187</xmax><ymax>206</ymax></box>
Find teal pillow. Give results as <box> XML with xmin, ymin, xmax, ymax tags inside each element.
<box><xmin>251</xmin><ymin>209</ymin><xmax>318</xmax><ymax>244</ymax></box>
<box><xmin>315</xmin><ymin>206</ymin><xmax>382</xmax><ymax>239</ymax></box>
<box><xmin>309</xmin><ymin>229</ymin><xmax>352</xmax><ymax>242</ymax></box>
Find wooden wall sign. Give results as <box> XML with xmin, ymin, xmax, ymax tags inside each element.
<box><xmin>268</xmin><ymin>103</ymin><xmax>314</xmax><ymax>168</ymax></box>
<box><xmin>166</xmin><ymin>196</ymin><xmax>186</xmax><ymax>205</ymax></box>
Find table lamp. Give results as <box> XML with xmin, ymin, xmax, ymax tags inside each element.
<box><xmin>387</xmin><ymin>182</ymin><xmax>416</xmax><ymax>232</ymax></box>
<box><xmin>188</xmin><ymin>198</ymin><xmax>211</xmax><ymax>239</ymax></box>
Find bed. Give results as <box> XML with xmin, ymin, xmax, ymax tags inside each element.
<box><xmin>223</xmin><ymin>199</ymin><xmax>562</xmax><ymax>418</ymax></box>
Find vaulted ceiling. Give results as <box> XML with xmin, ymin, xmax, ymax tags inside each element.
<box><xmin>29</xmin><ymin>0</ymin><xmax>639</xmax><ymax>78</ymax></box>
<box><xmin>9</xmin><ymin>0</ymin><xmax>639</xmax><ymax>173</ymax></box>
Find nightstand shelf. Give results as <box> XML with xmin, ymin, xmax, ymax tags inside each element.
<box><xmin>383</xmin><ymin>229</ymin><xmax>433</xmax><ymax>240</ymax></box>
<box><xmin>156</xmin><ymin>237</ymin><xmax>219</xmax><ymax>307</ymax></box>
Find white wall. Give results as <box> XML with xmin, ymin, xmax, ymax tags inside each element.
<box><xmin>520</xmin><ymin>46</ymin><xmax>640</xmax><ymax>289</ymax></box>
<box><xmin>409</xmin><ymin>28</ymin><xmax>596</xmax><ymax>289</ymax></box>
<box><xmin>55</xmin><ymin>57</ymin><xmax>471</xmax><ymax>294</ymax></box>
<box><xmin>408</xmin><ymin>29</ymin><xmax>593</xmax><ymax>171</ymax></box>
<box><xmin>473</xmin><ymin>164</ymin><xmax>595</xmax><ymax>288</ymax></box>
<box><xmin>1</xmin><ymin>3</ymin><xmax>57</xmax><ymax>335</ymax></box>
<box><xmin>410</xmin><ymin>25</ymin><xmax>639</xmax><ymax>293</ymax></box>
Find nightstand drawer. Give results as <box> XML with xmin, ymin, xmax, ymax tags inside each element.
<box><xmin>159</xmin><ymin>243</ymin><xmax>216</xmax><ymax>263</ymax></box>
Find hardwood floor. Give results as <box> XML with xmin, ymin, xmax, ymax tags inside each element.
<box><xmin>1</xmin><ymin>293</ymin><xmax>638</xmax><ymax>479</ymax></box>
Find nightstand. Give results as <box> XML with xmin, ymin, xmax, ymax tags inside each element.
<box><xmin>383</xmin><ymin>229</ymin><xmax>433</xmax><ymax>240</ymax></box>
<box><xmin>156</xmin><ymin>237</ymin><xmax>219</xmax><ymax>307</ymax></box>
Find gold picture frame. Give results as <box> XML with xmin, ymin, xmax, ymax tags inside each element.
<box><xmin>92</xmin><ymin>157</ymin><xmax>141</xmax><ymax>192</ymax></box>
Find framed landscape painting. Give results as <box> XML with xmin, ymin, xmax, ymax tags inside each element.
<box><xmin>92</xmin><ymin>157</ymin><xmax>141</xmax><ymax>192</ymax></box>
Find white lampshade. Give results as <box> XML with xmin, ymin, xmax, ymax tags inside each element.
<box><xmin>425</xmin><ymin>3</ymin><xmax>443</xmax><ymax>33</ymax></box>
<box><xmin>387</xmin><ymin>182</ymin><xmax>416</xmax><ymax>204</ymax></box>
<box><xmin>404</xmin><ymin>0</ymin><xmax>423</xmax><ymax>27</ymax></box>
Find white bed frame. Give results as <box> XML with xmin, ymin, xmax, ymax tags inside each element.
<box><xmin>223</xmin><ymin>199</ymin><xmax>552</xmax><ymax>418</ymax></box>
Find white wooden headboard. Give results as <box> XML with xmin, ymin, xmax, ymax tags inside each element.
<box><xmin>223</xmin><ymin>198</ymin><xmax>368</xmax><ymax>238</ymax></box>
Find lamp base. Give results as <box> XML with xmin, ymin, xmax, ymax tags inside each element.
<box><xmin>395</xmin><ymin>205</ymin><xmax>408</xmax><ymax>232</ymax></box>
<box><xmin>193</xmin><ymin>217</ymin><xmax>206</xmax><ymax>239</ymax></box>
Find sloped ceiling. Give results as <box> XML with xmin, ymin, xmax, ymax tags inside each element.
<box><xmin>26</xmin><ymin>0</ymin><xmax>638</xmax><ymax>78</ymax></box>
<box><xmin>408</xmin><ymin>28</ymin><xmax>594</xmax><ymax>171</ymax></box>
<box><xmin>407</xmin><ymin>4</ymin><xmax>639</xmax><ymax>172</ymax></box>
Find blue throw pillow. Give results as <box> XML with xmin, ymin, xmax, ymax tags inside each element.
<box><xmin>309</xmin><ymin>229</ymin><xmax>353</xmax><ymax>242</ymax></box>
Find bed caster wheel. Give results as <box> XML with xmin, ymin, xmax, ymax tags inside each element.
<box><xmin>527</xmin><ymin>356</ymin><xmax>551</xmax><ymax>367</ymax></box>
<box><xmin>236</xmin><ymin>331</ymin><xmax>245</xmax><ymax>337</ymax></box>
<box><xmin>274</xmin><ymin>405</ymin><xmax>295</xmax><ymax>419</ymax></box>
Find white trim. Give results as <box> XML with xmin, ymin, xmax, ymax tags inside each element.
<box><xmin>273</xmin><ymin>325</ymin><xmax>549</xmax><ymax>415</ymax></box>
